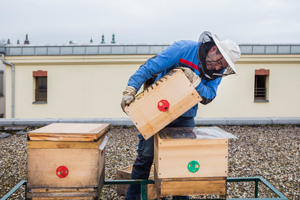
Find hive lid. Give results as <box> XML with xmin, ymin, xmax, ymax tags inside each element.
<box><xmin>27</xmin><ymin>123</ymin><xmax>110</xmax><ymax>142</ymax></box>
<box><xmin>158</xmin><ymin>126</ymin><xmax>237</xmax><ymax>140</ymax></box>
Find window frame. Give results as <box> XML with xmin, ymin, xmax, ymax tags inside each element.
<box><xmin>254</xmin><ymin>69</ymin><xmax>269</xmax><ymax>102</ymax></box>
<box><xmin>33</xmin><ymin>70</ymin><xmax>48</xmax><ymax>104</ymax></box>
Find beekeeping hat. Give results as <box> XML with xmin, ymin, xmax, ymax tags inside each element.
<box><xmin>211</xmin><ymin>33</ymin><xmax>241</xmax><ymax>75</ymax></box>
<box><xmin>198</xmin><ymin>31</ymin><xmax>241</xmax><ymax>77</ymax></box>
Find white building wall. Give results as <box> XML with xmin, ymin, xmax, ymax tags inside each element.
<box><xmin>197</xmin><ymin>58</ymin><xmax>300</xmax><ymax>117</ymax></box>
<box><xmin>5</xmin><ymin>55</ymin><xmax>147</xmax><ymax>118</ymax></box>
<box><xmin>3</xmin><ymin>54</ymin><xmax>300</xmax><ymax>119</ymax></box>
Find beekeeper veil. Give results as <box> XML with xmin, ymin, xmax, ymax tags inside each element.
<box><xmin>197</xmin><ymin>31</ymin><xmax>241</xmax><ymax>80</ymax></box>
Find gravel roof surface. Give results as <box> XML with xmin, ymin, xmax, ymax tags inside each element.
<box><xmin>0</xmin><ymin>125</ymin><xmax>299</xmax><ymax>200</ymax></box>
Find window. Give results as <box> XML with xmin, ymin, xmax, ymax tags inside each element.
<box><xmin>254</xmin><ymin>69</ymin><xmax>269</xmax><ymax>102</ymax></box>
<box><xmin>33</xmin><ymin>70</ymin><xmax>47</xmax><ymax>103</ymax></box>
<box><xmin>0</xmin><ymin>71</ymin><xmax>4</xmax><ymax>97</ymax></box>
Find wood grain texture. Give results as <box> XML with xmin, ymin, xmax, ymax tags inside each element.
<box><xmin>116</xmin><ymin>166</ymin><xmax>133</xmax><ymax>196</ymax></box>
<box><xmin>155</xmin><ymin>134</ymin><xmax>228</xmax><ymax>179</ymax></box>
<box><xmin>160</xmin><ymin>179</ymin><xmax>226</xmax><ymax>196</ymax></box>
<box><xmin>27</xmin><ymin>148</ymin><xmax>104</xmax><ymax>188</ymax></box>
<box><xmin>154</xmin><ymin>134</ymin><xmax>159</xmax><ymax>175</ymax></box>
<box><xmin>116</xmin><ymin>165</ymin><xmax>157</xmax><ymax>199</ymax></box>
<box><xmin>27</xmin><ymin>136</ymin><xmax>105</xmax><ymax>149</ymax></box>
<box><xmin>154</xmin><ymin>127</ymin><xmax>230</xmax><ymax>197</ymax></box>
<box><xmin>154</xmin><ymin>168</ymin><xmax>226</xmax><ymax>197</ymax></box>
<box><xmin>31</xmin><ymin>188</ymin><xmax>95</xmax><ymax>193</ymax></box>
<box><xmin>31</xmin><ymin>197</ymin><xmax>94</xmax><ymax>200</ymax></box>
<box><xmin>125</xmin><ymin>69</ymin><xmax>202</xmax><ymax>140</ymax></box>
<box><xmin>28</xmin><ymin>123</ymin><xmax>110</xmax><ymax>142</ymax></box>
<box><xmin>28</xmin><ymin>191</ymin><xmax>96</xmax><ymax>198</ymax></box>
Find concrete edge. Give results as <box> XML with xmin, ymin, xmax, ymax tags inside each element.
<box><xmin>0</xmin><ymin>117</ymin><xmax>299</xmax><ymax>127</ymax></box>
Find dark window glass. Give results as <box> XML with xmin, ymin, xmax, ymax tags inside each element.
<box><xmin>35</xmin><ymin>77</ymin><xmax>47</xmax><ymax>101</ymax></box>
<box><xmin>255</xmin><ymin>75</ymin><xmax>266</xmax><ymax>100</ymax></box>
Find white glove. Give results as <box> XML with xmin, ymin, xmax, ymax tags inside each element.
<box><xmin>180</xmin><ymin>67</ymin><xmax>201</xmax><ymax>87</ymax></box>
<box><xmin>121</xmin><ymin>86</ymin><xmax>137</xmax><ymax>112</ymax></box>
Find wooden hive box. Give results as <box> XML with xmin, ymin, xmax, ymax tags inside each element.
<box><xmin>116</xmin><ymin>165</ymin><xmax>157</xmax><ymax>199</ymax></box>
<box><xmin>26</xmin><ymin>123</ymin><xmax>110</xmax><ymax>200</ymax></box>
<box><xmin>124</xmin><ymin>69</ymin><xmax>202</xmax><ymax>140</ymax></box>
<box><xmin>154</xmin><ymin>127</ymin><xmax>236</xmax><ymax>197</ymax></box>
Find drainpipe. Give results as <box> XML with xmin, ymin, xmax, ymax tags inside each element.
<box><xmin>1</xmin><ymin>54</ymin><xmax>15</xmax><ymax>118</ymax></box>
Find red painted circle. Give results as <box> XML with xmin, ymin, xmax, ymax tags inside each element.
<box><xmin>157</xmin><ymin>100</ymin><xmax>170</xmax><ymax>112</ymax></box>
<box><xmin>56</xmin><ymin>166</ymin><xmax>69</xmax><ymax>178</ymax></box>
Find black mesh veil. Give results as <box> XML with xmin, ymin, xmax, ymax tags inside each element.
<box><xmin>197</xmin><ymin>31</ymin><xmax>235</xmax><ymax>80</ymax></box>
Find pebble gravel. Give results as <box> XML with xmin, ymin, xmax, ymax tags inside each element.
<box><xmin>0</xmin><ymin>125</ymin><xmax>299</xmax><ymax>200</ymax></box>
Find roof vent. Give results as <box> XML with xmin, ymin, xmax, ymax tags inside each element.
<box><xmin>24</xmin><ymin>34</ymin><xmax>30</xmax><ymax>44</ymax></box>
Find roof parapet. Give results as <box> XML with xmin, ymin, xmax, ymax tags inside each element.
<box><xmin>1</xmin><ymin>44</ymin><xmax>300</xmax><ymax>56</ymax></box>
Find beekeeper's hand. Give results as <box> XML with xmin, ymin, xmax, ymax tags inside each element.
<box><xmin>180</xmin><ymin>67</ymin><xmax>201</xmax><ymax>87</ymax></box>
<box><xmin>121</xmin><ymin>86</ymin><xmax>136</xmax><ymax>112</ymax></box>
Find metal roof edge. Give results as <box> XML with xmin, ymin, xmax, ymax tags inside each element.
<box><xmin>3</xmin><ymin>44</ymin><xmax>300</xmax><ymax>56</ymax></box>
<box><xmin>0</xmin><ymin>117</ymin><xmax>299</xmax><ymax>127</ymax></box>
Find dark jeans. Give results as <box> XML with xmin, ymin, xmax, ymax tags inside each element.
<box><xmin>125</xmin><ymin>117</ymin><xmax>195</xmax><ymax>200</ymax></box>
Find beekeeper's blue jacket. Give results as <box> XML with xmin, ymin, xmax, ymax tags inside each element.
<box><xmin>127</xmin><ymin>40</ymin><xmax>223</xmax><ymax>118</ymax></box>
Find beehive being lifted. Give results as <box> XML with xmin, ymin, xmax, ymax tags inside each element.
<box><xmin>125</xmin><ymin>69</ymin><xmax>202</xmax><ymax>140</ymax></box>
<box><xmin>26</xmin><ymin>123</ymin><xmax>110</xmax><ymax>200</ymax></box>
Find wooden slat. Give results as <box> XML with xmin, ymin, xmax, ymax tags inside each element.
<box><xmin>28</xmin><ymin>123</ymin><xmax>110</xmax><ymax>142</ymax></box>
<box><xmin>28</xmin><ymin>133</ymin><xmax>97</xmax><ymax>142</ymax></box>
<box><xmin>154</xmin><ymin>168</ymin><xmax>226</xmax><ymax>197</ymax></box>
<box><xmin>28</xmin><ymin>188</ymin><xmax>98</xmax><ymax>199</ymax></box>
<box><xmin>154</xmin><ymin>134</ymin><xmax>159</xmax><ymax>174</ymax></box>
<box><xmin>125</xmin><ymin>69</ymin><xmax>202</xmax><ymax>140</ymax></box>
<box><xmin>162</xmin><ymin>177</ymin><xmax>226</xmax><ymax>182</ymax></box>
<box><xmin>97</xmin><ymin>158</ymin><xmax>105</xmax><ymax>198</ymax></box>
<box><xmin>27</xmin><ymin>148</ymin><xmax>103</xmax><ymax>188</ymax></box>
<box><xmin>98</xmin><ymin>147</ymin><xmax>105</xmax><ymax>186</ymax></box>
<box><xmin>116</xmin><ymin>165</ymin><xmax>157</xmax><ymax>199</ymax></box>
<box><xmin>116</xmin><ymin>166</ymin><xmax>133</xmax><ymax>195</ymax></box>
<box><xmin>29</xmin><ymin>192</ymin><xmax>96</xmax><ymax>198</ymax></box>
<box><xmin>154</xmin><ymin>166</ymin><xmax>162</xmax><ymax>199</ymax></box>
<box><xmin>27</xmin><ymin>136</ymin><xmax>105</xmax><ymax>149</ymax></box>
<box><xmin>32</xmin><ymin>197</ymin><xmax>94</xmax><ymax>200</ymax></box>
<box><xmin>158</xmin><ymin>138</ymin><xmax>229</xmax><ymax>147</ymax></box>
<box><xmin>160</xmin><ymin>179</ymin><xmax>226</xmax><ymax>196</ymax></box>
<box><xmin>31</xmin><ymin>188</ymin><xmax>95</xmax><ymax>193</ymax></box>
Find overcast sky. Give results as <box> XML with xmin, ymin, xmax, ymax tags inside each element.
<box><xmin>1</xmin><ymin>0</ymin><xmax>300</xmax><ymax>45</ymax></box>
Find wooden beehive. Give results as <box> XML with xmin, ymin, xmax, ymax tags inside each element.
<box><xmin>26</xmin><ymin>123</ymin><xmax>110</xmax><ymax>200</ymax></box>
<box><xmin>124</xmin><ymin>69</ymin><xmax>202</xmax><ymax>140</ymax></box>
<box><xmin>154</xmin><ymin>127</ymin><xmax>236</xmax><ymax>197</ymax></box>
<box><xmin>116</xmin><ymin>165</ymin><xmax>157</xmax><ymax>199</ymax></box>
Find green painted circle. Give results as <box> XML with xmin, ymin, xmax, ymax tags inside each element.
<box><xmin>187</xmin><ymin>160</ymin><xmax>200</xmax><ymax>173</ymax></box>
